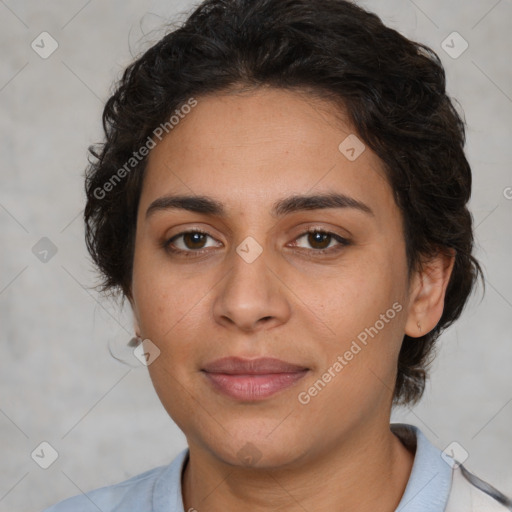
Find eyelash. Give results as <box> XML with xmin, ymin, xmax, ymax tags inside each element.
<box><xmin>162</xmin><ymin>228</ymin><xmax>351</xmax><ymax>258</ymax></box>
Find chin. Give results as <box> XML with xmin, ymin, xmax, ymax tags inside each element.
<box><xmin>200</xmin><ymin>421</ymin><xmax>310</xmax><ymax>470</ymax></box>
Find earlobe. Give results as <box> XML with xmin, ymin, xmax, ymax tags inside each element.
<box><xmin>129</xmin><ymin>297</ymin><xmax>141</xmax><ymax>338</ymax></box>
<box><xmin>404</xmin><ymin>249</ymin><xmax>456</xmax><ymax>338</ymax></box>
<box><xmin>129</xmin><ymin>320</ymin><xmax>142</xmax><ymax>347</ymax></box>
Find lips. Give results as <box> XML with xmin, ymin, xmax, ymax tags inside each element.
<box><xmin>202</xmin><ymin>357</ymin><xmax>308</xmax><ymax>374</ymax></box>
<box><xmin>201</xmin><ymin>357</ymin><xmax>309</xmax><ymax>401</ymax></box>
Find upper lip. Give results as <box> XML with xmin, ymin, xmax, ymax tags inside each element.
<box><xmin>202</xmin><ymin>357</ymin><xmax>308</xmax><ymax>375</ymax></box>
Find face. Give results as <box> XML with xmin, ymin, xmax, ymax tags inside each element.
<box><xmin>131</xmin><ymin>88</ymin><xmax>415</xmax><ymax>468</ymax></box>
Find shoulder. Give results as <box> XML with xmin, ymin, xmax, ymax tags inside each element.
<box><xmin>390</xmin><ymin>423</ymin><xmax>512</xmax><ymax>511</ymax></box>
<box><xmin>446</xmin><ymin>462</ymin><xmax>512</xmax><ymax>511</ymax></box>
<box><xmin>41</xmin><ymin>464</ymin><xmax>168</xmax><ymax>512</ymax></box>
<box><xmin>41</xmin><ymin>448</ymin><xmax>189</xmax><ymax>512</ymax></box>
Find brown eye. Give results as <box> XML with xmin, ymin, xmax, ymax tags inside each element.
<box><xmin>307</xmin><ymin>231</ymin><xmax>332</xmax><ymax>249</ymax></box>
<box><xmin>293</xmin><ymin>229</ymin><xmax>350</xmax><ymax>253</ymax></box>
<box><xmin>182</xmin><ymin>232</ymin><xmax>208</xmax><ymax>249</ymax></box>
<box><xmin>164</xmin><ymin>230</ymin><xmax>221</xmax><ymax>255</ymax></box>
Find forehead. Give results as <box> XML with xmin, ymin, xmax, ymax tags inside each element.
<box><xmin>141</xmin><ymin>88</ymin><xmax>396</xmax><ymax>220</ymax></box>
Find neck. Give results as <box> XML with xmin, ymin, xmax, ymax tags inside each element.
<box><xmin>182</xmin><ymin>422</ymin><xmax>415</xmax><ymax>512</ymax></box>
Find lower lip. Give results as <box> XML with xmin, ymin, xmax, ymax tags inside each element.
<box><xmin>203</xmin><ymin>371</ymin><xmax>308</xmax><ymax>401</ymax></box>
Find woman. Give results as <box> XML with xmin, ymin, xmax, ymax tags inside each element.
<box><xmin>43</xmin><ymin>0</ymin><xmax>511</xmax><ymax>510</ymax></box>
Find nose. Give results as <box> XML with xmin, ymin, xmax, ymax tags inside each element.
<box><xmin>212</xmin><ymin>244</ymin><xmax>291</xmax><ymax>333</ymax></box>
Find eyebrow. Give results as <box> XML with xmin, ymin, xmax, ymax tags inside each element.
<box><xmin>145</xmin><ymin>192</ymin><xmax>374</xmax><ymax>219</ymax></box>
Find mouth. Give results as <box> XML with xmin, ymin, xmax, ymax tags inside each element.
<box><xmin>201</xmin><ymin>357</ymin><xmax>309</xmax><ymax>401</ymax></box>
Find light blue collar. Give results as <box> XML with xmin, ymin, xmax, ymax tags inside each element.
<box><xmin>393</xmin><ymin>423</ymin><xmax>452</xmax><ymax>511</ymax></box>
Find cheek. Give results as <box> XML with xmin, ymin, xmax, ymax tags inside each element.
<box><xmin>134</xmin><ymin>282</ymin><xmax>208</xmax><ymax>344</ymax></box>
<box><xmin>146</xmin><ymin>356</ymin><xmax>199</xmax><ymax>435</ymax></box>
<box><xmin>309</xmin><ymin>252</ymin><xmax>404</xmax><ymax>330</ymax></box>
<box><xmin>131</xmin><ymin>238</ymin><xmax>204</xmax><ymax>337</ymax></box>
<box><xmin>305</xmin><ymin>248</ymin><xmax>408</xmax><ymax>379</ymax></box>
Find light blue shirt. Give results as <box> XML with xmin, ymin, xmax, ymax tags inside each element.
<box><xmin>42</xmin><ymin>423</ymin><xmax>453</xmax><ymax>512</ymax></box>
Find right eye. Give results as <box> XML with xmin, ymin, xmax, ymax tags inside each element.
<box><xmin>163</xmin><ymin>230</ymin><xmax>223</xmax><ymax>256</ymax></box>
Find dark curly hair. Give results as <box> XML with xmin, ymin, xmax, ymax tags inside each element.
<box><xmin>84</xmin><ymin>0</ymin><xmax>484</xmax><ymax>406</ymax></box>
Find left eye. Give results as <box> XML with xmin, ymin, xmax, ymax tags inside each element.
<box><xmin>292</xmin><ymin>230</ymin><xmax>349</xmax><ymax>251</ymax></box>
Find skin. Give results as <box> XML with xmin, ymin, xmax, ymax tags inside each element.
<box><xmin>130</xmin><ymin>87</ymin><xmax>455</xmax><ymax>512</ymax></box>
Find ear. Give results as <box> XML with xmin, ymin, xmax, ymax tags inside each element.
<box><xmin>404</xmin><ymin>248</ymin><xmax>456</xmax><ymax>338</ymax></box>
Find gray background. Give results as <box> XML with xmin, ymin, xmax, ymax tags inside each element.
<box><xmin>0</xmin><ymin>0</ymin><xmax>511</xmax><ymax>510</ymax></box>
